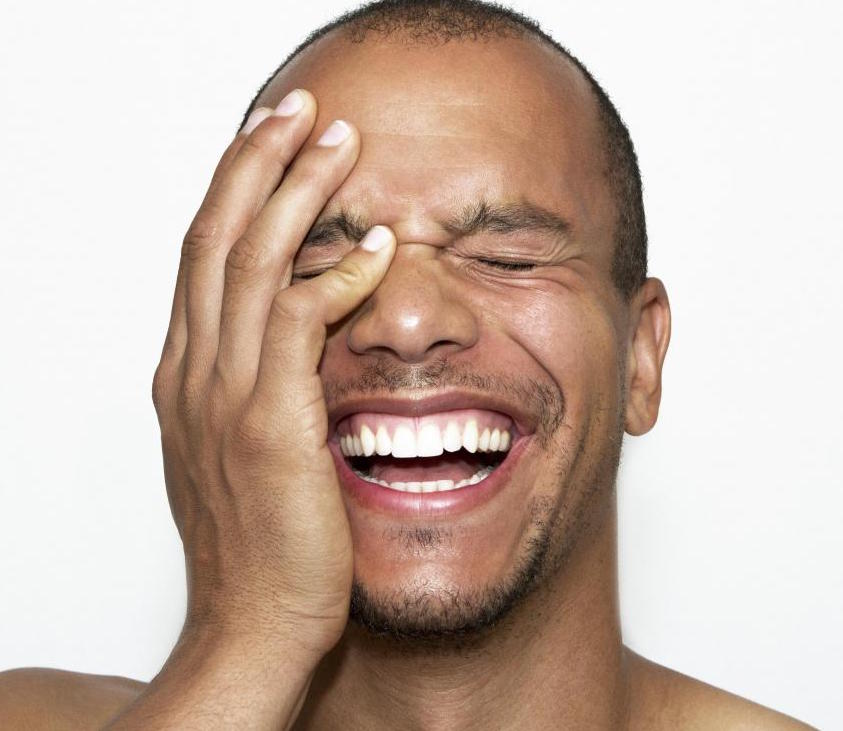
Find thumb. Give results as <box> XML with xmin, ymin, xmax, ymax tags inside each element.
<box><xmin>254</xmin><ymin>226</ymin><xmax>396</xmax><ymax>399</ymax></box>
<box><xmin>308</xmin><ymin>225</ymin><xmax>397</xmax><ymax>325</ymax></box>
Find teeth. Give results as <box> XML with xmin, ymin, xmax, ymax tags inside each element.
<box><xmin>463</xmin><ymin>420</ymin><xmax>479</xmax><ymax>453</ymax></box>
<box><xmin>375</xmin><ymin>425</ymin><xmax>391</xmax><ymax>456</ymax></box>
<box><xmin>478</xmin><ymin>427</ymin><xmax>491</xmax><ymax>452</ymax></box>
<box><xmin>443</xmin><ymin>421</ymin><xmax>462</xmax><ymax>452</ymax></box>
<box><xmin>391</xmin><ymin>425</ymin><xmax>417</xmax><ymax>458</ymax></box>
<box><xmin>339</xmin><ymin>418</ymin><xmax>515</xmax><ymax>459</ymax></box>
<box><xmin>489</xmin><ymin>428</ymin><xmax>501</xmax><ymax>451</ymax></box>
<box><xmin>351</xmin><ymin>465</ymin><xmax>496</xmax><ymax>492</ymax></box>
<box><xmin>417</xmin><ymin>423</ymin><xmax>443</xmax><ymax>457</ymax></box>
<box><xmin>360</xmin><ymin>425</ymin><xmax>376</xmax><ymax>457</ymax></box>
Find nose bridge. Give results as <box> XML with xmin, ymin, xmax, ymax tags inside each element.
<box><xmin>347</xmin><ymin>246</ymin><xmax>478</xmax><ymax>362</ymax></box>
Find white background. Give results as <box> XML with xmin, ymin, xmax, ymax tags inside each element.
<box><xmin>1</xmin><ymin>1</ymin><xmax>840</xmax><ymax>727</ymax></box>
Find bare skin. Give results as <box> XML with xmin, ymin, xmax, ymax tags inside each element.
<box><xmin>0</xmin><ymin>33</ymin><xmax>816</xmax><ymax>730</ymax></box>
<box><xmin>0</xmin><ymin>654</ymin><xmax>815</xmax><ymax>730</ymax></box>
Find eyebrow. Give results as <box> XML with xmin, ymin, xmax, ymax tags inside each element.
<box><xmin>302</xmin><ymin>209</ymin><xmax>369</xmax><ymax>246</ymax></box>
<box><xmin>442</xmin><ymin>199</ymin><xmax>571</xmax><ymax>239</ymax></box>
<box><xmin>301</xmin><ymin>199</ymin><xmax>571</xmax><ymax>247</ymax></box>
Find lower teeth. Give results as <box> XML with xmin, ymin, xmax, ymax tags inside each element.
<box><xmin>352</xmin><ymin>465</ymin><xmax>497</xmax><ymax>493</ymax></box>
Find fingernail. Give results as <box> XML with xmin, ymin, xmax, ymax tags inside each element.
<box><xmin>360</xmin><ymin>225</ymin><xmax>394</xmax><ymax>252</ymax></box>
<box><xmin>316</xmin><ymin>120</ymin><xmax>352</xmax><ymax>147</ymax></box>
<box><xmin>243</xmin><ymin>107</ymin><xmax>272</xmax><ymax>134</ymax></box>
<box><xmin>274</xmin><ymin>89</ymin><xmax>305</xmax><ymax>117</ymax></box>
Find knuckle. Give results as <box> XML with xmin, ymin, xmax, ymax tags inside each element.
<box><xmin>329</xmin><ymin>259</ymin><xmax>367</xmax><ymax>287</ymax></box>
<box><xmin>239</xmin><ymin>133</ymin><xmax>267</xmax><ymax>160</ymax></box>
<box><xmin>183</xmin><ymin>207</ymin><xmax>224</xmax><ymax>261</ymax></box>
<box><xmin>290</xmin><ymin>155</ymin><xmax>335</xmax><ymax>196</ymax></box>
<box><xmin>151</xmin><ymin>361</ymin><xmax>174</xmax><ymax>413</ymax></box>
<box><xmin>258</xmin><ymin>120</ymin><xmax>298</xmax><ymax>156</ymax></box>
<box><xmin>225</xmin><ymin>234</ymin><xmax>269</xmax><ymax>282</ymax></box>
<box><xmin>238</xmin><ymin>123</ymin><xmax>300</xmax><ymax>182</ymax></box>
<box><xmin>226</xmin><ymin>408</ymin><xmax>278</xmax><ymax>460</ymax></box>
<box><xmin>270</xmin><ymin>290</ymin><xmax>317</xmax><ymax>326</ymax></box>
<box><xmin>291</xmin><ymin>158</ymin><xmax>320</xmax><ymax>188</ymax></box>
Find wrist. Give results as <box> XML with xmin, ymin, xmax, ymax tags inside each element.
<box><xmin>176</xmin><ymin>618</ymin><xmax>328</xmax><ymax>678</ymax></box>
<box><xmin>104</xmin><ymin>624</ymin><xmax>320</xmax><ymax>730</ymax></box>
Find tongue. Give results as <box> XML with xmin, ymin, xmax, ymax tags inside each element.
<box><xmin>368</xmin><ymin>453</ymin><xmax>490</xmax><ymax>483</ymax></box>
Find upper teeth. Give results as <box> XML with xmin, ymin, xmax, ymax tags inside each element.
<box><xmin>338</xmin><ymin>418</ymin><xmax>512</xmax><ymax>458</ymax></box>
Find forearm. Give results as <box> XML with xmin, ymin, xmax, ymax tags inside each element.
<box><xmin>101</xmin><ymin>628</ymin><xmax>317</xmax><ymax>731</ymax></box>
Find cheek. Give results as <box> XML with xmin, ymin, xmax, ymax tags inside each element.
<box><xmin>477</xmin><ymin>282</ymin><xmax>622</xmax><ymax>428</ymax></box>
<box><xmin>318</xmin><ymin>322</ymin><xmax>357</xmax><ymax>380</ymax></box>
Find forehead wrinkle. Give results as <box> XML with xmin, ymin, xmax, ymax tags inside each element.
<box><xmin>353</xmin><ymin>130</ymin><xmax>532</xmax><ymax>161</ymax></box>
<box><xmin>346</xmin><ymin>99</ymin><xmax>531</xmax><ymax>139</ymax></box>
<box><xmin>351</xmin><ymin>139</ymin><xmax>535</xmax><ymax>182</ymax></box>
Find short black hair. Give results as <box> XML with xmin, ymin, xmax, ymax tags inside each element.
<box><xmin>240</xmin><ymin>0</ymin><xmax>647</xmax><ymax>299</ymax></box>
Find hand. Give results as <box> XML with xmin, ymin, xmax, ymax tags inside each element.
<box><xmin>151</xmin><ymin>90</ymin><xmax>395</xmax><ymax>666</ymax></box>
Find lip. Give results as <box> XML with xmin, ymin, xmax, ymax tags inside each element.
<box><xmin>326</xmin><ymin>389</ymin><xmax>537</xmax><ymax>440</ymax></box>
<box><xmin>329</xmin><ymin>433</ymin><xmax>530</xmax><ymax>517</ymax></box>
<box><xmin>327</xmin><ymin>390</ymin><xmax>537</xmax><ymax>516</ymax></box>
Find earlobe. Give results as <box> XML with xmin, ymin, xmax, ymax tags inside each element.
<box><xmin>624</xmin><ymin>278</ymin><xmax>672</xmax><ymax>436</ymax></box>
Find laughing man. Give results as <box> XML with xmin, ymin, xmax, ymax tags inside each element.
<box><xmin>0</xmin><ymin>1</ymin><xmax>815</xmax><ymax>728</ymax></box>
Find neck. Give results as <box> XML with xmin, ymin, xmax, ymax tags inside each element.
<box><xmin>295</xmin><ymin>504</ymin><xmax>630</xmax><ymax>730</ymax></box>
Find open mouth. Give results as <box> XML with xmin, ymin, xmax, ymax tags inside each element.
<box><xmin>336</xmin><ymin>409</ymin><xmax>515</xmax><ymax>493</ymax></box>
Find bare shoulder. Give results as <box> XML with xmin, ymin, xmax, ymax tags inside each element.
<box><xmin>0</xmin><ymin>666</ymin><xmax>148</xmax><ymax>730</ymax></box>
<box><xmin>626</xmin><ymin>650</ymin><xmax>817</xmax><ymax>731</ymax></box>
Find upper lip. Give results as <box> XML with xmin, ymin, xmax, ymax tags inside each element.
<box><xmin>326</xmin><ymin>388</ymin><xmax>537</xmax><ymax>439</ymax></box>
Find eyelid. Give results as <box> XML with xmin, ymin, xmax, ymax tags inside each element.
<box><xmin>476</xmin><ymin>257</ymin><xmax>537</xmax><ymax>271</ymax></box>
<box><xmin>293</xmin><ymin>240</ymin><xmax>354</xmax><ymax>278</ymax></box>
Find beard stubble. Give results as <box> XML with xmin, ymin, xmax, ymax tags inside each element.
<box><xmin>323</xmin><ymin>356</ymin><xmax>624</xmax><ymax>647</ymax></box>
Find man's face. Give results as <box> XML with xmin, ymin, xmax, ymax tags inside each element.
<box><xmin>259</xmin><ymin>34</ymin><xmax>632</xmax><ymax>637</ymax></box>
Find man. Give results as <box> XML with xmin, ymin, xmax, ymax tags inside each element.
<box><xmin>0</xmin><ymin>1</ymin><xmax>815</xmax><ymax>728</ymax></box>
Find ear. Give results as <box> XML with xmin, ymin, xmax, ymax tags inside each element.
<box><xmin>624</xmin><ymin>277</ymin><xmax>671</xmax><ymax>436</ymax></box>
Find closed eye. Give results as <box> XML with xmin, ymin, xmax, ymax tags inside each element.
<box><xmin>476</xmin><ymin>258</ymin><xmax>537</xmax><ymax>271</ymax></box>
<box><xmin>292</xmin><ymin>269</ymin><xmax>328</xmax><ymax>281</ymax></box>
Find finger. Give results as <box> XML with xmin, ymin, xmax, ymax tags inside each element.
<box><xmin>252</xmin><ymin>226</ymin><xmax>396</xmax><ymax>411</ymax></box>
<box><xmin>208</xmin><ymin>131</ymin><xmax>249</xmax><ymax>193</ymax></box>
<box><xmin>216</xmin><ymin>119</ymin><xmax>361</xmax><ymax>387</ymax></box>
<box><xmin>181</xmin><ymin>90</ymin><xmax>318</xmax><ymax>372</ymax></box>
<box><xmin>160</xmin><ymin>129</ymin><xmax>250</xmax><ymax>362</ymax></box>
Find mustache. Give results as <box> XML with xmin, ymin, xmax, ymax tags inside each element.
<box><xmin>322</xmin><ymin>357</ymin><xmax>565</xmax><ymax>442</ymax></box>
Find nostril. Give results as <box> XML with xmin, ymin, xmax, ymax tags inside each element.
<box><xmin>430</xmin><ymin>339</ymin><xmax>461</xmax><ymax>351</ymax></box>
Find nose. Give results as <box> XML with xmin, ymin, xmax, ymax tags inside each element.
<box><xmin>347</xmin><ymin>244</ymin><xmax>478</xmax><ymax>363</ymax></box>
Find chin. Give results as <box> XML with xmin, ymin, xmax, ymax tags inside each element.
<box><xmin>342</xmin><ymin>470</ymin><xmax>565</xmax><ymax>644</ymax></box>
<box><xmin>347</xmin><ymin>520</ymin><xmax>554</xmax><ymax>644</ymax></box>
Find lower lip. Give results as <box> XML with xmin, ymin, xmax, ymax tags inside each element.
<box><xmin>329</xmin><ymin>437</ymin><xmax>530</xmax><ymax>517</ymax></box>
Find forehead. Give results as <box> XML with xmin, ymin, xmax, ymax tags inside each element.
<box><xmin>257</xmin><ymin>32</ymin><xmax>612</xmax><ymax>246</ymax></box>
